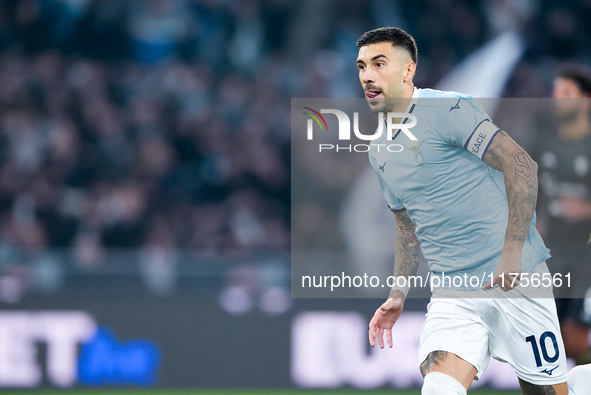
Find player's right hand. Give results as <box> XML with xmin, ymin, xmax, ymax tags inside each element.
<box><xmin>368</xmin><ymin>295</ymin><xmax>404</xmax><ymax>348</ymax></box>
<box><xmin>484</xmin><ymin>250</ymin><xmax>522</xmax><ymax>292</ymax></box>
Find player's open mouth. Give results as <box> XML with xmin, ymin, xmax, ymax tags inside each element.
<box><xmin>365</xmin><ymin>90</ymin><xmax>383</xmax><ymax>99</ymax></box>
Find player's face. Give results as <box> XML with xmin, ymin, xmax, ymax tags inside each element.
<box><xmin>552</xmin><ymin>77</ymin><xmax>589</xmax><ymax>117</ymax></box>
<box><xmin>356</xmin><ymin>42</ymin><xmax>410</xmax><ymax>112</ymax></box>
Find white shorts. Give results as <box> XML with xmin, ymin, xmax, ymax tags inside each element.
<box><xmin>418</xmin><ymin>262</ymin><xmax>567</xmax><ymax>385</ymax></box>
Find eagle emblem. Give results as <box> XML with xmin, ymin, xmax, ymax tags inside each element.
<box><xmin>409</xmin><ymin>139</ymin><xmax>425</xmax><ymax>164</ymax></box>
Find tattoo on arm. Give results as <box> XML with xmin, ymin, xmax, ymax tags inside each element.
<box><xmin>419</xmin><ymin>350</ymin><xmax>448</xmax><ymax>376</ymax></box>
<box><xmin>505</xmin><ymin>151</ymin><xmax>538</xmax><ymax>244</ymax></box>
<box><xmin>483</xmin><ymin>145</ymin><xmax>505</xmax><ymax>171</ymax></box>
<box><xmin>518</xmin><ymin>378</ymin><xmax>557</xmax><ymax>395</ymax></box>
<box><xmin>393</xmin><ymin>209</ymin><xmax>421</xmax><ymax>278</ymax></box>
<box><xmin>483</xmin><ymin>131</ymin><xmax>538</xmax><ymax>246</ymax></box>
<box><xmin>514</xmin><ymin>152</ymin><xmax>535</xmax><ymax>183</ymax></box>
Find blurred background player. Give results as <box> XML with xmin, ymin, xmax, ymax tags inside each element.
<box><xmin>531</xmin><ymin>64</ymin><xmax>591</xmax><ymax>365</ymax></box>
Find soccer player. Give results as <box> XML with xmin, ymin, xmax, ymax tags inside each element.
<box><xmin>531</xmin><ymin>64</ymin><xmax>591</xmax><ymax>365</ymax></box>
<box><xmin>357</xmin><ymin>27</ymin><xmax>576</xmax><ymax>394</ymax></box>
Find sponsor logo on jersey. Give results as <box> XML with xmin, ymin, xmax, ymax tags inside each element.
<box><xmin>540</xmin><ymin>365</ymin><xmax>559</xmax><ymax>376</ymax></box>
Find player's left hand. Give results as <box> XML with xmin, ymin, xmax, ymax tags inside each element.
<box><xmin>368</xmin><ymin>296</ymin><xmax>404</xmax><ymax>348</ymax></box>
<box><xmin>484</xmin><ymin>251</ymin><xmax>522</xmax><ymax>292</ymax></box>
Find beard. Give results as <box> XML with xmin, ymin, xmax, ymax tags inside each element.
<box><xmin>365</xmin><ymin>84</ymin><xmax>406</xmax><ymax>113</ymax></box>
<box><xmin>366</xmin><ymin>96</ymin><xmax>407</xmax><ymax>114</ymax></box>
<box><xmin>366</xmin><ymin>97</ymin><xmax>389</xmax><ymax>113</ymax></box>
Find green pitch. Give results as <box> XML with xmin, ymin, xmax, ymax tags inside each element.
<box><xmin>0</xmin><ymin>390</ymin><xmax>521</xmax><ymax>395</ymax></box>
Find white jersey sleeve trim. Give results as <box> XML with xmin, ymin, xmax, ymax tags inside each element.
<box><xmin>464</xmin><ymin>120</ymin><xmax>500</xmax><ymax>160</ymax></box>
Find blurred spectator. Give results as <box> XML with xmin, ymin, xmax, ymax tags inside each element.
<box><xmin>0</xmin><ymin>0</ymin><xmax>293</xmax><ymax>272</ymax></box>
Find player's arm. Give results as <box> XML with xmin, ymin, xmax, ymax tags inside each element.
<box><xmin>392</xmin><ymin>208</ymin><xmax>422</xmax><ymax>296</ymax></box>
<box><xmin>369</xmin><ymin>208</ymin><xmax>422</xmax><ymax>348</ymax></box>
<box><xmin>483</xmin><ymin>131</ymin><xmax>538</xmax><ymax>291</ymax></box>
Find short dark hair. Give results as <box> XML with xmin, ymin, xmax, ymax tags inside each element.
<box><xmin>557</xmin><ymin>63</ymin><xmax>591</xmax><ymax>95</ymax></box>
<box><xmin>356</xmin><ymin>27</ymin><xmax>418</xmax><ymax>64</ymax></box>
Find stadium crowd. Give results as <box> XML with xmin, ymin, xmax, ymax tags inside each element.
<box><xmin>0</xmin><ymin>0</ymin><xmax>590</xmax><ymax>273</ymax></box>
<box><xmin>0</xmin><ymin>0</ymin><xmax>296</xmax><ymax>272</ymax></box>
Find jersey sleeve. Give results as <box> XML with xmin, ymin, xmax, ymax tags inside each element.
<box><xmin>443</xmin><ymin>96</ymin><xmax>501</xmax><ymax>161</ymax></box>
<box><xmin>375</xmin><ymin>171</ymin><xmax>404</xmax><ymax>211</ymax></box>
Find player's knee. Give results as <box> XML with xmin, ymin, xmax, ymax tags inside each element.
<box><xmin>422</xmin><ymin>372</ymin><xmax>466</xmax><ymax>395</ymax></box>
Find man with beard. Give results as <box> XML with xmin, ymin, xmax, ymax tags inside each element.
<box><xmin>358</xmin><ymin>27</ymin><xmax>591</xmax><ymax>394</ymax></box>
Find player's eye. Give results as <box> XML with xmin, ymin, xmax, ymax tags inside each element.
<box><xmin>376</xmin><ymin>62</ymin><xmax>385</xmax><ymax>68</ymax></box>
<box><xmin>357</xmin><ymin>64</ymin><xmax>365</xmax><ymax>71</ymax></box>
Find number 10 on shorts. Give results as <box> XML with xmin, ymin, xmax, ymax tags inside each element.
<box><xmin>525</xmin><ymin>331</ymin><xmax>560</xmax><ymax>367</ymax></box>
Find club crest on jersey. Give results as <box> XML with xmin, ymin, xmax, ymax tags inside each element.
<box><xmin>409</xmin><ymin>139</ymin><xmax>425</xmax><ymax>164</ymax></box>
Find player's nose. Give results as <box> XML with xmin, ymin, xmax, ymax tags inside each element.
<box><xmin>361</xmin><ymin>69</ymin><xmax>375</xmax><ymax>84</ymax></box>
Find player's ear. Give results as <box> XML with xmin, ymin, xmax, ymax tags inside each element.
<box><xmin>403</xmin><ymin>61</ymin><xmax>416</xmax><ymax>83</ymax></box>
